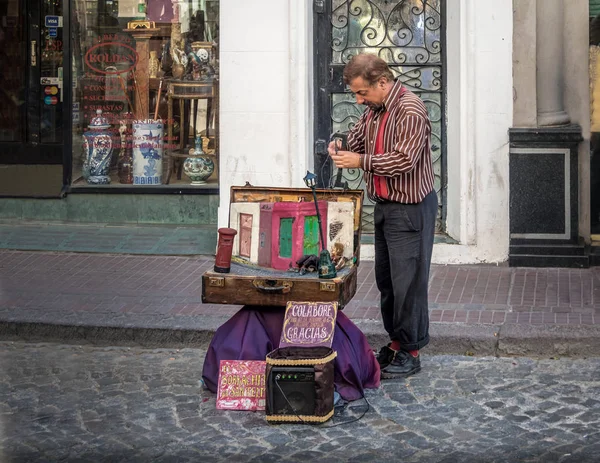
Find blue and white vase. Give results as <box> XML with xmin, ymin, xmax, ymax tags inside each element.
<box><xmin>132</xmin><ymin>120</ymin><xmax>164</xmax><ymax>185</ymax></box>
<box><xmin>82</xmin><ymin>109</ymin><xmax>114</xmax><ymax>185</ymax></box>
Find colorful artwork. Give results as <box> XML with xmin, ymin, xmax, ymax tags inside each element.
<box><xmin>258</xmin><ymin>203</ymin><xmax>273</xmax><ymax>267</ymax></box>
<box><xmin>216</xmin><ymin>360</ymin><xmax>266</xmax><ymax>411</ymax></box>
<box><xmin>239</xmin><ymin>213</ymin><xmax>253</xmax><ymax>258</ymax></box>
<box><xmin>280</xmin><ymin>301</ymin><xmax>338</xmax><ymax>348</ymax></box>
<box><xmin>271</xmin><ymin>201</ymin><xmax>328</xmax><ymax>271</ymax></box>
<box><xmin>327</xmin><ymin>201</ymin><xmax>355</xmax><ymax>259</ymax></box>
<box><xmin>229</xmin><ymin>198</ymin><xmax>354</xmax><ymax>272</ymax></box>
<box><xmin>230</xmin><ymin>203</ymin><xmax>261</xmax><ymax>264</ymax></box>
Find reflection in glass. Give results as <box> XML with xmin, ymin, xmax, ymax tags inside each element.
<box><xmin>0</xmin><ymin>0</ymin><xmax>25</xmax><ymax>142</ymax></box>
<box><xmin>71</xmin><ymin>0</ymin><xmax>219</xmax><ymax>188</ymax></box>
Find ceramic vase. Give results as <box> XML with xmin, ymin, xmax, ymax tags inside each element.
<box><xmin>183</xmin><ymin>153</ymin><xmax>214</xmax><ymax>184</ymax></box>
<box><xmin>132</xmin><ymin>120</ymin><xmax>164</xmax><ymax>185</ymax></box>
<box><xmin>82</xmin><ymin>109</ymin><xmax>114</xmax><ymax>184</ymax></box>
<box><xmin>183</xmin><ymin>134</ymin><xmax>214</xmax><ymax>184</ymax></box>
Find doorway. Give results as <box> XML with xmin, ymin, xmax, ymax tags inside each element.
<box><xmin>0</xmin><ymin>0</ymin><xmax>66</xmax><ymax>164</ymax></box>
<box><xmin>313</xmin><ymin>0</ymin><xmax>446</xmax><ymax>235</ymax></box>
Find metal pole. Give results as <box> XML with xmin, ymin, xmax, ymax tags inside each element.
<box><xmin>311</xmin><ymin>187</ymin><xmax>325</xmax><ymax>252</ymax></box>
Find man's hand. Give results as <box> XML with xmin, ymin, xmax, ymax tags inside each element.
<box><xmin>328</xmin><ymin>140</ymin><xmax>362</xmax><ymax>169</ymax></box>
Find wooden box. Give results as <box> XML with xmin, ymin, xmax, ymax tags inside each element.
<box><xmin>202</xmin><ymin>185</ymin><xmax>364</xmax><ymax>309</ymax></box>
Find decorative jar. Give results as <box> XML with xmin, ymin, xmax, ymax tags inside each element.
<box><xmin>132</xmin><ymin>119</ymin><xmax>164</xmax><ymax>185</ymax></box>
<box><xmin>82</xmin><ymin>109</ymin><xmax>114</xmax><ymax>184</ymax></box>
<box><xmin>182</xmin><ymin>134</ymin><xmax>214</xmax><ymax>184</ymax></box>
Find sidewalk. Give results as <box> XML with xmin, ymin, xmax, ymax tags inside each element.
<box><xmin>1</xmin><ymin>248</ymin><xmax>599</xmax><ymax>357</ymax></box>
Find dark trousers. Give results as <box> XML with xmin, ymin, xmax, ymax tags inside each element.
<box><xmin>374</xmin><ymin>190</ymin><xmax>438</xmax><ymax>352</ymax></box>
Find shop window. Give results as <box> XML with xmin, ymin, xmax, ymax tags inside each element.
<box><xmin>71</xmin><ymin>0</ymin><xmax>219</xmax><ymax>188</ymax></box>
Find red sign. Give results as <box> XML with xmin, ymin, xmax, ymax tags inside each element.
<box><xmin>216</xmin><ymin>360</ymin><xmax>266</xmax><ymax>411</ymax></box>
<box><xmin>279</xmin><ymin>301</ymin><xmax>338</xmax><ymax>348</ymax></box>
<box><xmin>84</xmin><ymin>42</ymin><xmax>138</xmax><ymax>75</ymax></box>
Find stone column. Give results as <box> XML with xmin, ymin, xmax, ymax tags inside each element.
<box><xmin>536</xmin><ymin>0</ymin><xmax>570</xmax><ymax>126</ymax></box>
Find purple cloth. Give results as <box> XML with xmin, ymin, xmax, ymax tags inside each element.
<box><xmin>202</xmin><ymin>306</ymin><xmax>381</xmax><ymax>401</ymax></box>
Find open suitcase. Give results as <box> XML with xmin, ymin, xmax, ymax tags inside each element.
<box><xmin>201</xmin><ymin>185</ymin><xmax>364</xmax><ymax>309</ymax></box>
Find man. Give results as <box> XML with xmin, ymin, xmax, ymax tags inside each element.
<box><xmin>328</xmin><ymin>53</ymin><xmax>437</xmax><ymax>379</ymax></box>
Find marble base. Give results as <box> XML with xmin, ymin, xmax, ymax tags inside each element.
<box><xmin>508</xmin><ymin>126</ymin><xmax>585</xmax><ymax>267</ymax></box>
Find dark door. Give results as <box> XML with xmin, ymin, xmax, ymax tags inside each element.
<box><xmin>313</xmin><ymin>0</ymin><xmax>446</xmax><ymax>234</ymax></box>
<box><xmin>0</xmin><ymin>0</ymin><xmax>66</xmax><ymax>164</ymax></box>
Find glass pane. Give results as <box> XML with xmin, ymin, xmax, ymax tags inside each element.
<box><xmin>329</xmin><ymin>0</ymin><xmax>445</xmax><ymax>232</ymax></box>
<box><xmin>71</xmin><ymin>0</ymin><xmax>220</xmax><ymax>187</ymax></box>
<box><xmin>0</xmin><ymin>0</ymin><xmax>26</xmax><ymax>142</ymax></box>
<box><xmin>41</xmin><ymin>0</ymin><xmax>64</xmax><ymax>143</ymax></box>
<box><xmin>332</xmin><ymin>0</ymin><xmax>441</xmax><ymax>66</ymax></box>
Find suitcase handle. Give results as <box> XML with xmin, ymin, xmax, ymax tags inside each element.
<box><xmin>252</xmin><ymin>279</ymin><xmax>293</xmax><ymax>294</ymax></box>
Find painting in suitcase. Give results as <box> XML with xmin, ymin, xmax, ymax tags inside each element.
<box><xmin>202</xmin><ymin>186</ymin><xmax>364</xmax><ymax>309</ymax></box>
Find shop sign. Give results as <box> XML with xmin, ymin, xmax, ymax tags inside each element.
<box><xmin>84</xmin><ymin>42</ymin><xmax>138</xmax><ymax>76</ymax></box>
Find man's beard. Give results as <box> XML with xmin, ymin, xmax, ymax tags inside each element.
<box><xmin>365</xmin><ymin>102</ymin><xmax>383</xmax><ymax>111</ymax></box>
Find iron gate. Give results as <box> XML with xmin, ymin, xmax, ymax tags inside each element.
<box><xmin>313</xmin><ymin>0</ymin><xmax>446</xmax><ymax>234</ymax></box>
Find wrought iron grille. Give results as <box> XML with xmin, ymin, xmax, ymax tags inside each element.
<box><xmin>325</xmin><ymin>0</ymin><xmax>445</xmax><ymax>234</ymax></box>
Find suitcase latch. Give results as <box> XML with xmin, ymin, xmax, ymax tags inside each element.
<box><xmin>320</xmin><ymin>281</ymin><xmax>336</xmax><ymax>292</ymax></box>
<box><xmin>208</xmin><ymin>277</ymin><xmax>225</xmax><ymax>287</ymax></box>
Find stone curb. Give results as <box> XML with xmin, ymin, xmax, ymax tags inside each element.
<box><xmin>2</xmin><ymin>316</ymin><xmax>600</xmax><ymax>358</ymax></box>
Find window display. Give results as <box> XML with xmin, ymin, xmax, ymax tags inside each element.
<box><xmin>71</xmin><ymin>0</ymin><xmax>219</xmax><ymax>188</ymax></box>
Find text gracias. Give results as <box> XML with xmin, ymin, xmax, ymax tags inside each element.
<box><xmin>285</xmin><ymin>303</ymin><xmax>334</xmax><ymax>341</ymax></box>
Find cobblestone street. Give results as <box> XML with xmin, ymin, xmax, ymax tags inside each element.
<box><xmin>1</xmin><ymin>342</ymin><xmax>599</xmax><ymax>462</ymax></box>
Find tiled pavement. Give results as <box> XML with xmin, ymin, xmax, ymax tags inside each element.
<box><xmin>1</xmin><ymin>249</ymin><xmax>598</xmax><ymax>323</ymax></box>
<box><xmin>1</xmin><ymin>249</ymin><xmax>599</xmax><ymax>357</ymax></box>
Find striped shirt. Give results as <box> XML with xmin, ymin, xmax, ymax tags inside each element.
<box><xmin>347</xmin><ymin>80</ymin><xmax>434</xmax><ymax>204</ymax></box>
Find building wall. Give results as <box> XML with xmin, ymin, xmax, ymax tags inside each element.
<box><xmin>218</xmin><ymin>0</ymin><xmax>313</xmax><ymax>228</ymax></box>
<box><xmin>218</xmin><ymin>0</ymin><xmax>513</xmax><ymax>264</ymax></box>
<box><xmin>512</xmin><ymin>0</ymin><xmax>591</xmax><ymax>242</ymax></box>
<box><xmin>435</xmin><ymin>0</ymin><xmax>512</xmax><ymax>264</ymax></box>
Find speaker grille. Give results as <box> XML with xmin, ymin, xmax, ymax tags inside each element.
<box><xmin>267</xmin><ymin>366</ymin><xmax>316</xmax><ymax>416</ymax></box>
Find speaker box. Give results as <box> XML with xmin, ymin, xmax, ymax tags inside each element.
<box><xmin>265</xmin><ymin>346</ymin><xmax>336</xmax><ymax>424</ymax></box>
<box><xmin>267</xmin><ymin>366</ymin><xmax>316</xmax><ymax>416</ymax></box>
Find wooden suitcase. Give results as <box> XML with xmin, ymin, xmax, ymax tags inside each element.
<box><xmin>202</xmin><ymin>185</ymin><xmax>364</xmax><ymax>309</ymax></box>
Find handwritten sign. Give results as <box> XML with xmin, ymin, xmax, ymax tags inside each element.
<box><xmin>279</xmin><ymin>301</ymin><xmax>338</xmax><ymax>348</ymax></box>
<box><xmin>216</xmin><ymin>360</ymin><xmax>266</xmax><ymax>411</ymax></box>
